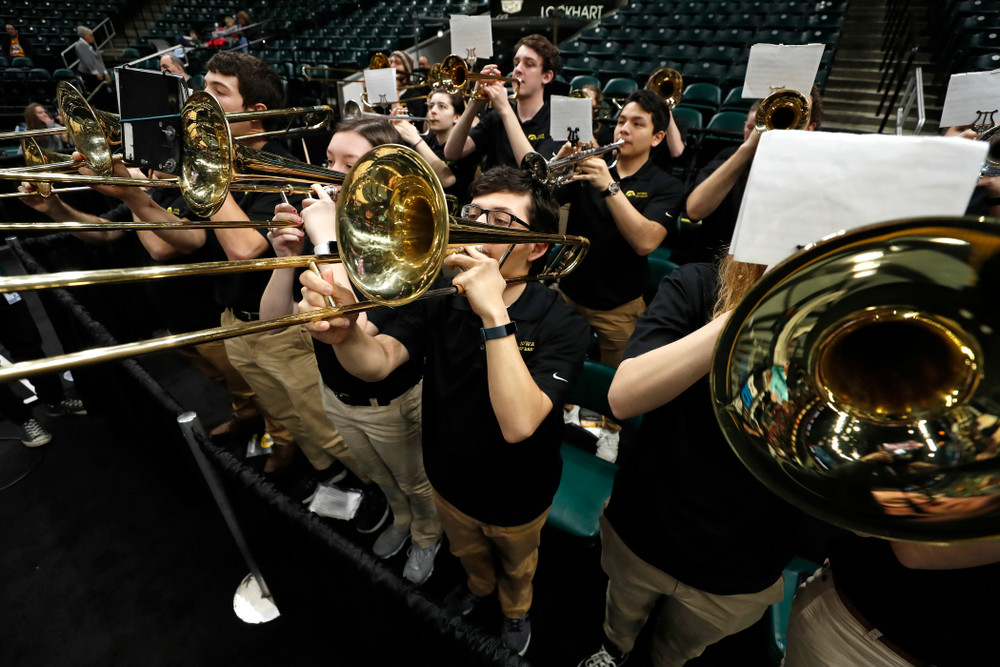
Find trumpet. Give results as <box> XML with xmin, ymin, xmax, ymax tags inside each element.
<box><xmin>343</xmin><ymin>100</ymin><xmax>427</xmax><ymax>123</ymax></box>
<box><xmin>0</xmin><ymin>144</ymin><xmax>589</xmax><ymax>382</ymax></box>
<box><xmin>520</xmin><ymin>139</ymin><xmax>625</xmax><ymax>187</ymax></box>
<box><xmin>646</xmin><ymin>67</ymin><xmax>683</xmax><ymax>109</ymax></box>
<box><xmin>755</xmin><ymin>88</ymin><xmax>811</xmax><ymax>133</ymax></box>
<box><xmin>436</xmin><ymin>55</ymin><xmax>521</xmax><ymax>101</ymax></box>
<box><xmin>300</xmin><ymin>53</ymin><xmax>391</xmax><ymax>82</ymax></box>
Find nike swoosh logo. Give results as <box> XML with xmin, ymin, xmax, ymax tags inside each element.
<box><xmin>553</xmin><ymin>373</ymin><xmax>568</xmax><ymax>382</ymax></box>
<box><xmin>664</xmin><ymin>212</ymin><xmax>675</xmax><ymax>218</ymax></box>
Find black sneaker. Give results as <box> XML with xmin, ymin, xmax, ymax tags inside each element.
<box><xmin>502</xmin><ymin>614</ymin><xmax>531</xmax><ymax>657</ymax></box>
<box><xmin>577</xmin><ymin>643</ymin><xmax>629</xmax><ymax>666</ymax></box>
<box><xmin>443</xmin><ymin>583</ymin><xmax>486</xmax><ymax>617</ymax></box>
<box><xmin>20</xmin><ymin>418</ymin><xmax>52</xmax><ymax>447</ymax></box>
<box><xmin>45</xmin><ymin>398</ymin><xmax>86</xmax><ymax>417</ymax></box>
<box><xmin>355</xmin><ymin>486</ymin><xmax>389</xmax><ymax>534</ymax></box>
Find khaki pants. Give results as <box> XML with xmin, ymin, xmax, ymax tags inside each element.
<box><xmin>178</xmin><ymin>339</ymin><xmax>292</xmax><ymax>443</ymax></box>
<box><xmin>560</xmin><ymin>292</ymin><xmax>645</xmax><ymax>367</ymax></box>
<box><xmin>600</xmin><ymin>515</ymin><xmax>784</xmax><ymax>666</ymax></box>
<box><xmin>433</xmin><ymin>490</ymin><xmax>549</xmax><ymax>619</ymax></box>
<box><xmin>221</xmin><ymin>310</ymin><xmax>367</xmax><ymax>480</ymax></box>
<box><xmin>320</xmin><ymin>382</ymin><xmax>441</xmax><ymax>548</ymax></box>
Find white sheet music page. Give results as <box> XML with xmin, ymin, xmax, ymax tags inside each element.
<box><xmin>550</xmin><ymin>95</ymin><xmax>594</xmax><ymax>143</ymax></box>
<box><xmin>363</xmin><ymin>67</ymin><xmax>398</xmax><ymax>105</ymax></box>
<box><xmin>450</xmin><ymin>15</ymin><xmax>493</xmax><ymax>59</ymax></box>
<box><xmin>730</xmin><ymin>131</ymin><xmax>988</xmax><ymax>266</ymax></box>
<box><xmin>743</xmin><ymin>44</ymin><xmax>825</xmax><ymax>98</ymax></box>
<box><xmin>939</xmin><ymin>68</ymin><xmax>1000</xmax><ymax>128</ymax></box>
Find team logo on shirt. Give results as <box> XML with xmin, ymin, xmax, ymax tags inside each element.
<box><xmin>625</xmin><ymin>190</ymin><xmax>648</xmax><ymax>198</ymax></box>
<box><xmin>527</xmin><ymin>133</ymin><xmax>546</xmax><ymax>141</ymax></box>
<box><xmin>518</xmin><ymin>340</ymin><xmax>535</xmax><ymax>352</ymax></box>
<box><xmin>167</xmin><ymin>206</ymin><xmax>183</xmax><ymax>216</ymax></box>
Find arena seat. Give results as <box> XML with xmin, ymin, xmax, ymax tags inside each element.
<box><xmin>680</xmin><ymin>82</ymin><xmax>721</xmax><ymax>113</ymax></box>
<box><xmin>671</xmin><ymin>105</ymin><xmax>703</xmax><ymax>130</ymax></box>
<box><xmin>602</xmin><ymin>77</ymin><xmax>638</xmax><ymax>104</ymax></box>
<box><xmin>705</xmin><ymin>110</ymin><xmax>748</xmax><ymax>135</ymax></box>
<box><xmin>721</xmin><ymin>86</ymin><xmax>753</xmax><ymax>112</ymax></box>
<box><xmin>569</xmin><ymin>74</ymin><xmax>600</xmax><ymax>91</ymax></box>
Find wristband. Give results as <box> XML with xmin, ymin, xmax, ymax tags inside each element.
<box><xmin>480</xmin><ymin>321</ymin><xmax>517</xmax><ymax>344</ymax></box>
<box><xmin>314</xmin><ymin>240</ymin><xmax>337</xmax><ymax>256</ymax></box>
<box><xmin>412</xmin><ymin>137</ymin><xmax>424</xmax><ymax>148</ymax></box>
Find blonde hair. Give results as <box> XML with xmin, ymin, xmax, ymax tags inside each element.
<box><xmin>713</xmin><ymin>254</ymin><xmax>767</xmax><ymax>318</ymax></box>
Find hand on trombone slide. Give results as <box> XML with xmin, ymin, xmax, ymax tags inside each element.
<box><xmin>445</xmin><ymin>245</ymin><xmax>509</xmax><ymax>325</ymax></box>
<box><xmin>297</xmin><ymin>266</ymin><xmax>362</xmax><ymax>346</ymax></box>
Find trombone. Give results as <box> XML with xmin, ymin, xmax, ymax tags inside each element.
<box><xmin>520</xmin><ymin>139</ymin><xmax>625</xmax><ymax>187</ymax></box>
<box><xmin>0</xmin><ymin>144</ymin><xmax>589</xmax><ymax>383</ymax></box>
<box><xmin>343</xmin><ymin>100</ymin><xmax>427</xmax><ymax>123</ymax></box>
<box><xmin>646</xmin><ymin>67</ymin><xmax>683</xmax><ymax>109</ymax></box>
<box><xmin>436</xmin><ymin>55</ymin><xmax>521</xmax><ymax>101</ymax></box>
<box><xmin>301</xmin><ymin>53</ymin><xmax>391</xmax><ymax>82</ymax></box>
<box><xmin>0</xmin><ymin>91</ymin><xmax>346</xmax><ymax>217</ymax></box>
<box><xmin>755</xmin><ymin>87</ymin><xmax>811</xmax><ymax>133</ymax></box>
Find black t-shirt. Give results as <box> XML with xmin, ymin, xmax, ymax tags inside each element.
<box><xmin>313</xmin><ymin>283</ymin><xmax>421</xmax><ymax>400</ymax></box>
<box><xmin>558</xmin><ymin>158</ymin><xmax>684</xmax><ymax>310</ymax></box>
<box><xmin>830</xmin><ymin>535</ymin><xmax>1000</xmax><ymax>666</ymax></box>
<box><xmin>426</xmin><ymin>133</ymin><xmax>479</xmax><ymax>206</ymax></box>
<box><xmin>603</xmin><ymin>263</ymin><xmax>799</xmax><ymax>594</ymax></box>
<box><xmin>214</xmin><ymin>139</ymin><xmax>305</xmax><ymax>313</ymax></box>
<box><xmin>382</xmin><ymin>280</ymin><xmax>590</xmax><ymax>526</ymax></box>
<box><xmin>469</xmin><ymin>101</ymin><xmax>563</xmax><ymax>171</ymax></box>
<box><xmin>690</xmin><ymin>145</ymin><xmax>750</xmax><ymax>263</ymax></box>
<box><xmin>102</xmin><ymin>187</ymin><xmax>224</xmax><ymax>333</ymax></box>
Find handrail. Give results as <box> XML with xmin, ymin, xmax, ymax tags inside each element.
<box><xmin>876</xmin><ymin>0</ymin><xmax>919</xmax><ymax>133</ymax></box>
<box><xmin>895</xmin><ymin>66</ymin><xmax>925</xmax><ymax>135</ymax></box>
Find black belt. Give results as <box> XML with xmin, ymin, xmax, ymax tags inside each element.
<box><xmin>232</xmin><ymin>309</ymin><xmax>259</xmax><ymax>322</ymax></box>
<box><xmin>333</xmin><ymin>389</ymin><xmax>403</xmax><ymax>407</ymax></box>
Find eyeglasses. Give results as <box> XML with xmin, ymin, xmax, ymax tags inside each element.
<box><xmin>460</xmin><ymin>203</ymin><xmax>531</xmax><ymax>230</ymax></box>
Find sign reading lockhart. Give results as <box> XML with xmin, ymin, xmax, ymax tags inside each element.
<box><xmin>490</xmin><ymin>0</ymin><xmax>613</xmax><ymax>21</ymax></box>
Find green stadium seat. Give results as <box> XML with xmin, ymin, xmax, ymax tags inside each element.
<box><xmin>10</xmin><ymin>55</ymin><xmax>32</xmax><ymax>68</ymax></box>
<box><xmin>602</xmin><ymin>77</ymin><xmax>638</xmax><ymax>104</ymax></box>
<box><xmin>569</xmin><ymin>74</ymin><xmax>600</xmax><ymax>91</ymax></box>
<box><xmin>671</xmin><ymin>105</ymin><xmax>703</xmax><ymax>130</ymax></box>
<box><xmin>721</xmin><ymin>86</ymin><xmax>753</xmax><ymax>112</ymax></box>
<box><xmin>705</xmin><ymin>110</ymin><xmax>748</xmax><ymax>135</ymax></box>
<box><xmin>645</xmin><ymin>249</ymin><xmax>680</xmax><ymax>303</ymax></box>
<box><xmin>680</xmin><ymin>82</ymin><xmax>721</xmax><ymax>113</ymax></box>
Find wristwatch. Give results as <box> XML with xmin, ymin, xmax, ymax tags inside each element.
<box><xmin>480</xmin><ymin>321</ymin><xmax>517</xmax><ymax>344</ymax></box>
<box><xmin>602</xmin><ymin>181</ymin><xmax>620</xmax><ymax>198</ymax></box>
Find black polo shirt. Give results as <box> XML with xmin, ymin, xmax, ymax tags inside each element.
<box><xmin>604</xmin><ymin>263</ymin><xmax>798</xmax><ymax>594</ymax></box>
<box><xmin>314</xmin><ymin>283</ymin><xmax>421</xmax><ymax>402</ymax></box>
<box><xmin>382</xmin><ymin>280</ymin><xmax>590</xmax><ymax>526</ymax></box>
<box><xmin>469</xmin><ymin>100</ymin><xmax>563</xmax><ymax>170</ymax></box>
<box><xmin>690</xmin><ymin>145</ymin><xmax>750</xmax><ymax>263</ymax></box>
<box><xmin>102</xmin><ymin>187</ymin><xmax>224</xmax><ymax>334</ymax></box>
<box><xmin>214</xmin><ymin>139</ymin><xmax>306</xmax><ymax>314</ymax></box>
<box><xmin>558</xmin><ymin>157</ymin><xmax>684</xmax><ymax>310</ymax></box>
<box><xmin>426</xmin><ymin>133</ymin><xmax>479</xmax><ymax>206</ymax></box>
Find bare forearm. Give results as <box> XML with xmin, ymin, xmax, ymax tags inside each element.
<box><xmin>212</xmin><ymin>196</ymin><xmax>268</xmax><ymax>260</ymax></box>
<box><xmin>665</xmin><ymin>115</ymin><xmax>685</xmax><ymax>158</ymax></box>
<box><xmin>605</xmin><ymin>193</ymin><xmax>668</xmax><ymax>255</ymax></box>
<box><xmin>686</xmin><ymin>146</ymin><xmax>754</xmax><ymax>221</ymax></box>
<box><xmin>414</xmin><ymin>139</ymin><xmax>456</xmax><ymax>188</ymax></box>
<box><xmin>260</xmin><ymin>268</ymin><xmax>296</xmax><ymax>320</ymax></box>
<box><xmin>332</xmin><ymin>328</ymin><xmax>405</xmax><ymax>382</ymax></box>
<box><xmin>122</xmin><ymin>192</ymin><xmax>205</xmax><ymax>253</ymax></box>
<box><xmin>444</xmin><ymin>102</ymin><xmax>483</xmax><ymax>159</ymax></box>
<box><xmin>497</xmin><ymin>107</ymin><xmax>534</xmax><ymax>167</ymax></box>
<box><xmin>891</xmin><ymin>540</ymin><xmax>1000</xmax><ymax>570</ymax></box>
<box><xmin>609</xmin><ymin>313</ymin><xmax>728</xmax><ymax>419</ymax></box>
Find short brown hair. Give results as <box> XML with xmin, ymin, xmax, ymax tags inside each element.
<box><xmin>514</xmin><ymin>34</ymin><xmax>560</xmax><ymax>75</ymax></box>
<box><xmin>333</xmin><ymin>117</ymin><xmax>403</xmax><ymax>148</ymax></box>
<box><xmin>428</xmin><ymin>88</ymin><xmax>465</xmax><ymax>116</ymax></box>
<box><xmin>205</xmin><ymin>51</ymin><xmax>285</xmax><ymax>112</ymax></box>
<box><xmin>469</xmin><ymin>166</ymin><xmax>559</xmax><ymax>234</ymax></box>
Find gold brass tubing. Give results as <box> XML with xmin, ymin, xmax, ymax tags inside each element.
<box><xmin>0</xmin><ymin>219</ymin><xmax>277</xmax><ymax>231</ymax></box>
<box><xmin>0</xmin><ymin>186</ymin><xmax>92</xmax><ymax>199</ymax></box>
<box><xmin>0</xmin><ymin>255</ymin><xmax>341</xmax><ymax>293</ymax></box>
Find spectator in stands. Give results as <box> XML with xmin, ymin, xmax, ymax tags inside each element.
<box><xmin>576</xmin><ymin>255</ymin><xmax>799</xmax><ymax>667</ymax></box>
<box><xmin>23</xmin><ymin>102</ymin><xmax>69</xmax><ymax>153</ymax></box>
<box><xmin>263</xmin><ymin>117</ymin><xmax>444</xmax><ymax>584</ymax></box>
<box><xmin>73</xmin><ymin>26</ymin><xmax>109</xmax><ymax>92</ymax></box>
<box><xmin>297</xmin><ymin>167</ymin><xmax>591</xmax><ymax>656</ymax></box>
<box><xmin>418</xmin><ymin>89</ymin><xmax>479</xmax><ymax>205</ymax></box>
<box><xmin>4</xmin><ymin>23</ymin><xmax>29</xmax><ymax>59</ymax></box>
<box><xmin>685</xmin><ymin>85</ymin><xmax>823</xmax><ymax>263</ymax></box>
<box><xmin>236</xmin><ymin>10</ymin><xmax>258</xmax><ymax>49</ymax></box>
<box><xmin>444</xmin><ymin>34</ymin><xmax>563</xmax><ymax>171</ymax></box>
<box><xmin>0</xmin><ymin>279</ymin><xmax>87</xmax><ymax>448</ymax></box>
<box><xmin>417</xmin><ymin>55</ymin><xmax>430</xmax><ymax>70</ymax></box>
<box><xmin>555</xmin><ymin>89</ymin><xmax>685</xmax><ymax>367</ymax></box>
<box><xmin>159</xmin><ymin>54</ymin><xmax>203</xmax><ymax>91</ymax></box>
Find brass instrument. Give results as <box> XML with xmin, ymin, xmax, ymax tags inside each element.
<box><xmin>0</xmin><ymin>144</ymin><xmax>589</xmax><ymax>382</ymax></box>
<box><xmin>569</xmin><ymin>89</ymin><xmax>612</xmax><ymax>124</ymax></box>
<box><xmin>436</xmin><ymin>55</ymin><xmax>521</xmax><ymax>101</ymax></box>
<box><xmin>711</xmin><ymin>216</ymin><xmax>1000</xmax><ymax>543</ymax></box>
<box><xmin>973</xmin><ymin>110</ymin><xmax>1000</xmax><ymax>177</ymax></box>
<box><xmin>646</xmin><ymin>67</ymin><xmax>683</xmax><ymax>109</ymax></box>
<box><xmin>343</xmin><ymin>100</ymin><xmax>427</xmax><ymax>123</ymax></box>
<box><xmin>755</xmin><ymin>88</ymin><xmax>811</xmax><ymax>133</ymax></box>
<box><xmin>300</xmin><ymin>53</ymin><xmax>391</xmax><ymax>81</ymax></box>
<box><xmin>520</xmin><ymin>139</ymin><xmax>625</xmax><ymax>187</ymax></box>
<box><xmin>0</xmin><ymin>92</ymin><xmax>346</xmax><ymax>217</ymax></box>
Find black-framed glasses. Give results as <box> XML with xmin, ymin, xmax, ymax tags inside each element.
<box><xmin>460</xmin><ymin>203</ymin><xmax>531</xmax><ymax>230</ymax></box>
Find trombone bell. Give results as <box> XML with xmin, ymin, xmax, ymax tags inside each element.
<box><xmin>755</xmin><ymin>89</ymin><xmax>810</xmax><ymax>133</ymax></box>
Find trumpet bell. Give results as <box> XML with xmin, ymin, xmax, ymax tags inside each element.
<box><xmin>646</xmin><ymin>67</ymin><xmax>683</xmax><ymax>108</ymax></box>
<box><xmin>755</xmin><ymin>89</ymin><xmax>810</xmax><ymax>133</ymax></box>
<box><xmin>337</xmin><ymin>144</ymin><xmax>449</xmax><ymax>305</ymax></box>
<box><xmin>712</xmin><ymin>216</ymin><xmax>1000</xmax><ymax>543</ymax></box>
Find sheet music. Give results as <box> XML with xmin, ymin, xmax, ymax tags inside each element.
<box><xmin>730</xmin><ymin>131</ymin><xmax>987</xmax><ymax>266</ymax></box>
<box><xmin>363</xmin><ymin>67</ymin><xmax>398</xmax><ymax>105</ymax></box>
<box><xmin>450</xmin><ymin>15</ymin><xmax>493</xmax><ymax>59</ymax></box>
<box><xmin>550</xmin><ymin>95</ymin><xmax>594</xmax><ymax>143</ymax></box>
<box><xmin>743</xmin><ymin>43</ymin><xmax>825</xmax><ymax>98</ymax></box>
<box><xmin>939</xmin><ymin>68</ymin><xmax>1000</xmax><ymax>128</ymax></box>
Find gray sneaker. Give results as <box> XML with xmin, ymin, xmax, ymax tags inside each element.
<box><xmin>20</xmin><ymin>418</ymin><xmax>52</xmax><ymax>447</ymax></box>
<box><xmin>373</xmin><ymin>526</ymin><xmax>410</xmax><ymax>559</ymax></box>
<box><xmin>403</xmin><ymin>540</ymin><xmax>441</xmax><ymax>584</ymax></box>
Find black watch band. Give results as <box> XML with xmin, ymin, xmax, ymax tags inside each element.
<box><xmin>480</xmin><ymin>321</ymin><xmax>517</xmax><ymax>344</ymax></box>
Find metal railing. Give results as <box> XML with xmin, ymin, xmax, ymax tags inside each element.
<box><xmin>875</xmin><ymin>0</ymin><xmax>919</xmax><ymax>133</ymax></box>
